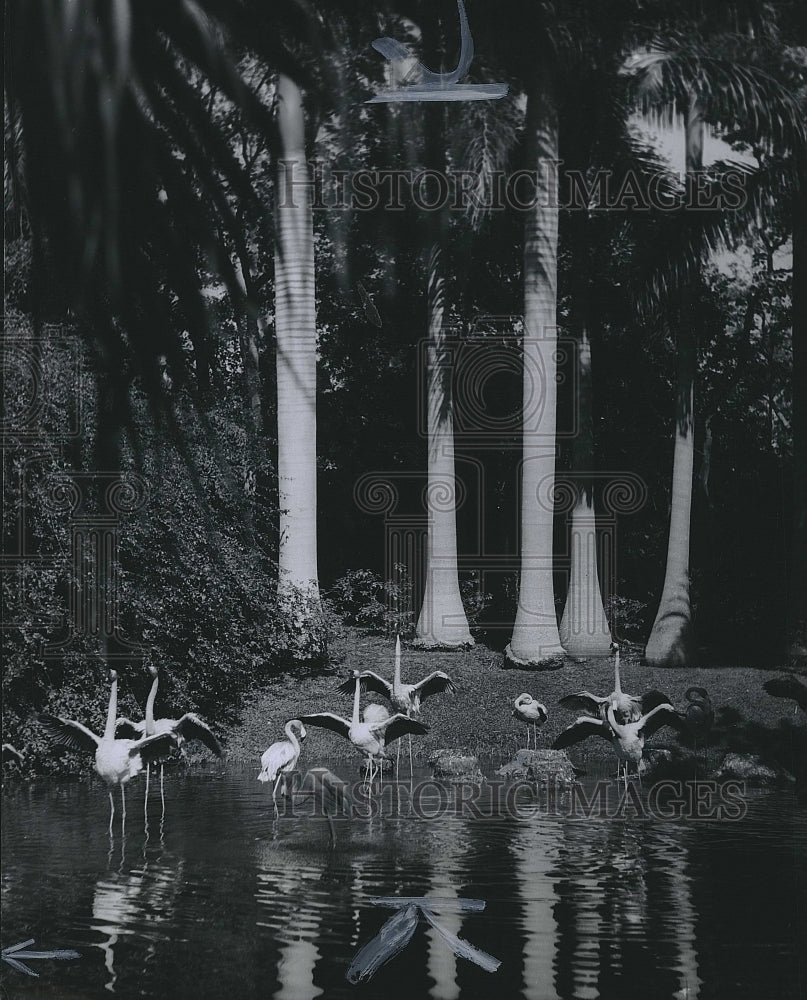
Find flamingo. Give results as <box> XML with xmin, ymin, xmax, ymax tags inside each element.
<box><xmin>763</xmin><ymin>676</ymin><xmax>807</xmax><ymax>713</ymax></box>
<box><xmin>558</xmin><ymin>644</ymin><xmax>670</xmax><ymax>725</ymax></box>
<box><xmin>338</xmin><ymin>636</ymin><xmax>454</xmax><ymax>773</ymax></box>
<box><xmin>683</xmin><ymin>686</ymin><xmax>714</xmax><ymax>750</ymax></box>
<box><xmin>513</xmin><ymin>695</ymin><xmax>548</xmax><ymax>750</ymax></box>
<box><xmin>39</xmin><ymin>671</ymin><xmax>175</xmax><ymax>834</ymax></box>
<box><xmin>300</xmin><ymin>676</ymin><xmax>428</xmax><ymax>784</ymax></box>
<box><xmin>115</xmin><ymin>664</ymin><xmax>223</xmax><ymax>805</ymax></box>
<box><xmin>258</xmin><ymin>719</ymin><xmax>307</xmax><ymax>814</ymax></box>
<box><xmin>338</xmin><ymin>636</ymin><xmax>456</xmax><ymax>717</ymax></box>
<box><xmin>553</xmin><ymin>700</ymin><xmax>686</xmax><ymax>786</ymax></box>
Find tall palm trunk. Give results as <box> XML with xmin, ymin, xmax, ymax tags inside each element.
<box><xmin>645</xmin><ymin>96</ymin><xmax>701</xmax><ymax>668</ymax></box>
<box><xmin>506</xmin><ymin>71</ymin><xmax>564</xmax><ymax>666</ymax></box>
<box><xmin>559</xmin><ymin>275</ymin><xmax>612</xmax><ymax>657</ymax></box>
<box><xmin>415</xmin><ymin>239</ymin><xmax>473</xmax><ymax>648</ymax></box>
<box><xmin>273</xmin><ymin>73</ymin><xmax>323</xmax><ymax>656</ymax></box>
<box><xmin>415</xmin><ymin>95</ymin><xmax>471</xmax><ymax>648</ymax></box>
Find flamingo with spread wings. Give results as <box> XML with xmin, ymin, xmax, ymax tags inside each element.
<box><xmin>301</xmin><ymin>675</ymin><xmax>428</xmax><ymax>784</ymax></box>
<box><xmin>558</xmin><ymin>645</ymin><xmax>670</xmax><ymax>725</ymax></box>
<box><xmin>39</xmin><ymin>671</ymin><xmax>175</xmax><ymax>834</ymax></box>
<box><xmin>553</xmin><ymin>701</ymin><xmax>686</xmax><ymax>785</ymax></box>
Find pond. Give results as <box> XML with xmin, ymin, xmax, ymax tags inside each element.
<box><xmin>1</xmin><ymin>764</ymin><xmax>805</xmax><ymax>1000</ymax></box>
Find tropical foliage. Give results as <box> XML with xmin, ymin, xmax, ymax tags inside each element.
<box><xmin>3</xmin><ymin>0</ymin><xmax>805</xmax><ymax>756</ymax></box>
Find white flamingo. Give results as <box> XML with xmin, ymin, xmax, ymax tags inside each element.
<box><xmin>258</xmin><ymin>719</ymin><xmax>307</xmax><ymax>814</ymax></box>
<box><xmin>513</xmin><ymin>694</ymin><xmax>548</xmax><ymax>749</ymax></box>
<box><xmin>338</xmin><ymin>635</ymin><xmax>453</xmax><ymax>772</ymax></box>
<box><xmin>339</xmin><ymin>635</ymin><xmax>456</xmax><ymax>717</ymax></box>
<box><xmin>115</xmin><ymin>664</ymin><xmax>223</xmax><ymax>804</ymax></box>
<box><xmin>39</xmin><ymin>671</ymin><xmax>175</xmax><ymax>834</ymax></box>
<box><xmin>558</xmin><ymin>645</ymin><xmax>670</xmax><ymax>725</ymax></box>
<box><xmin>553</xmin><ymin>700</ymin><xmax>686</xmax><ymax>785</ymax></box>
<box><xmin>301</xmin><ymin>676</ymin><xmax>428</xmax><ymax>784</ymax></box>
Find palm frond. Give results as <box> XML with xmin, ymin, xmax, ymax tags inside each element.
<box><xmin>624</xmin><ymin>40</ymin><xmax>806</xmax><ymax>154</ymax></box>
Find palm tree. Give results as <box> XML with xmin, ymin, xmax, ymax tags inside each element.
<box><xmin>627</xmin><ymin>27</ymin><xmax>805</xmax><ymax>667</ymax></box>
<box><xmin>414</xmin><ymin>52</ymin><xmax>473</xmax><ymax>647</ymax></box>
<box><xmin>505</xmin><ymin>63</ymin><xmax>566</xmax><ymax>666</ymax></box>
<box><xmin>415</xmin><ymin>235</ymin><xmax>474</xmax><ymax>648</ymax></box>
<box><xmin>273</xmin><ymin>72</ymin><xmax>325</xmax><ymax>656</ymax></box>
<box><xmin>498</xmin><ymin>0</ymin><xmax>643</xmax><ymax>666</ymax></box>
<box><xmin>644</xmin><ymin>92</ymin><xmax>703</xmax><ymax>669</ymax></box>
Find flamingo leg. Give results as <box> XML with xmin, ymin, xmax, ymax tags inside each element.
<box><xmin>120</xmin><ymin>785</ymin><xmax>127</xmax><ymax>837</ymax></box>
<box><xmin>409</xmin><ymin>733</ymin><xmax>413</xmax><ymax>778</ymax></box>
<box><xmin>108</xmin><ymin>791</ymin><xmax>115</xmax><ymax>837</ymax></box>
<box><xmin>272</xmin><ymin>775</ymin><xmax>281</xmax><ymax>816</ymax></box>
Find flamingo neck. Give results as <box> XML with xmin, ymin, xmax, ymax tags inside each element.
<box><xmin>352</xmin><ymin>677</ymin><xmax>362</xmax><ymax>726</ymax></box>
<box><xmin>613</xmin><ymin>651</ymin><xmax>622</xmax><ymax>695</ymax></box>
<box><xmin>285</xmin><ymin>720</ymin><xmax>301</xmax><ymax>751</ymax></box>
<box><xmin>104</xmin><ymin>675</ymin><xmax>118</xmax><ymax>740</ymax></box>
<box><xmin>607</xmin><ymin>703</ymin><xmax>626</xmax><ymax>737</ymax></box>
<box><xmin>393</xmin><ymin>635</ymin><xmax>402</xmax><ymax>689</ymax></box>
<box><xmin>145</xmin><ymin>672</ymin><xmax>159</xmax><ymax>731</ymax></box>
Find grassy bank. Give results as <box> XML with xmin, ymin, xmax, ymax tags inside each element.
<box><xmin>223</xmin><ymin>629</ymin><xmax>807</xmax><ymax>777</ymax></box>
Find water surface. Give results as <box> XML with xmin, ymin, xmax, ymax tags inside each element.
<box><xmin>1</xmin><ymin>765</ymin><xmax>804</xmax><ymax>1000</ymax></box>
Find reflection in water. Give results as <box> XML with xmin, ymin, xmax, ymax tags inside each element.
<box><xmin>513</xmin><ymin>819</ymin><xmax>561</xmax><ymax>1000</ymax></box>
<box><xmin>91</xmin><ymin>855</ymin><xmax>179</xmax><ymax>993</ymax></box>
<box><xmin>552</xmin><ymin>812</ymin><xmax>704</xmax><ymax>1000</ymax></box>
<box><xmin>256</xmin><ymin>859</ymin><xmax>325</xmax><ymax>1000</ymax></box>
<box><xmin>425</xmin><ymin>825</ymin><xmax>462</xmax><ymax>1000</ymax></box>
<box><xmin>1</xmin><ymin>769</ymin><xmax>805</xmax><ymax>1000</ymax></box>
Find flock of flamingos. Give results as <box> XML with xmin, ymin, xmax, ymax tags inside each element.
<box><xmin>3</xmin><ymin>639</ymin><xmax>806</xmax><ymax>833</ymax></box>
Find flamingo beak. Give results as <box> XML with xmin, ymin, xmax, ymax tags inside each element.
<box><xmin>300</xmin><ymin>725</ymin><xmax>307</xmax><ymax>739</ymax></box>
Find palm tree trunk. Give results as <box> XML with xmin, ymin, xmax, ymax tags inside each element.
<box><xmin>645</xmin><ymin>96</ymin><xmax>701</xmax><ymax>669</ymax></box>
<box><xmin>273</xmin><ymin>73</ymin><xmax>323</xmax><ymax>658</ymax></box>
<box><xmin>559</xmin><ymin>313</ymin><xmax>612</xmax><ymax>658</ymax></box>
<box><xmin>415</xmin><ymin>241</ymin><xmax>473</xmax><ymax>648</ymax></box>
<box><xmin>506</xmin><ymin>70</ymin><xmax>564</xmax><ymax>667</ymax></box>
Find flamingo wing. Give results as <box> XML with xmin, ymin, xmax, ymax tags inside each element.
<box><xmin>552</xmin><ymin>717</ymin><xmax>610</xmax><ymax>750</ymax></box>
<box><xmin>764</xmin><ymin>677</ymin><xmax>807</xmax><ymax>711</ymax></box>
<box><xmin>413</xmin><ymin>672</ymin><xmax>456</xmax><ymax>701</ymax></box>
<box><xmin>639</xmin><ymin>689</ymin><xmax>672</xmax><ymax>714</ymax></box>
<box><xmin>174</xmin><ymin>714</ymin><xmax>223</xmax><ymax>756</ymax></box>
<box><xmin>375</xmin><ymin>715</ymin><xmax>428</xmax><ymax>745</ymax></box>
<box><xmin>115</xmin><ymin>717</ymin><xmax>144</xmax><ymax>739</ymax></box>
<box><xmin>39</xmin><ymin>715</ymin><xmax>99</xmax><ymax>754</ymax></box>
<box><xmin>638</xmin><ymin>704</ymin><xmax>687</xmax><ymax>739</ymax></box>
<box><xmin>132</xmin><ymin>732</ymin><xmax>179</xmax><ymax>764</ymax></box>
<box><xmin>298</xmin><ymin>713</ymin><xmax>352</xmax><ymax>740</ymax></box>
<box><xmin>336</xmin><ymin>672</ymin><xmax>393</xmax><ymax>700</ymax></box>
<box><xmin>558</xmin><ymin>693</ymin><xmax>607</xmax><ymax>715</ymax></box>
<box><xmin>260</xmin><ymin>740</ymin><xmax>296</xmax><ymax>780</ymax></box>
